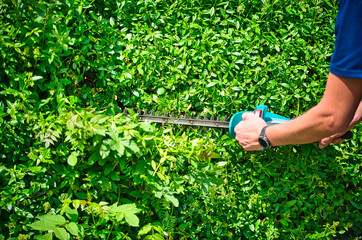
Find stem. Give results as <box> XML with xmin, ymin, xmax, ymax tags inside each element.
<box><xmin>92</xmin><ymin>212</ymin><xmax>96</xmax><ymax>226</ymax></box>
<box><xmin>152</xmin><ymin>161</ymin><xmax>162</xmax><ymax>176</ymax></box>
<box><xmin>121</xmin><ymin>233</ymin><xmax>129</xmax><ymax>239</ymax></box>
<box><xmin>296</xmin><ymin>98</ymin><xmax>300</xmax><ymax>117</ymax></box>
<box><xmin>106</xmin><ymin>221</ymin><xmax>115</xmax><ymax>240</ymax></box>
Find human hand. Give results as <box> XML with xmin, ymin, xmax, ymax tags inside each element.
<box><xmin>234</xmin><ymin>112</ymin><xmax>267</xmax><ymax>151</ymax></box>
<box><xmin>319</xmin><ymin>131</ymin><xmax>353</xmax><ymax>149</ymax></box>
<box><xmin>319</xmin><ymin>133</ymin><xmax>344</xmax><ymax>149</ymax></box>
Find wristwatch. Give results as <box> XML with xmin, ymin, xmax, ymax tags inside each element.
<box><xmin>258</xmin><ymin>126</ymin><xmax>271</xmax><ymax>149</ymax></box>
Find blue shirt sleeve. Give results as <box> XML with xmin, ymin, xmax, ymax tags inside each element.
<box><xmin>330</xmin><ymin>0</ymin><xmax>362</xmax><ymax>79</ymax></box>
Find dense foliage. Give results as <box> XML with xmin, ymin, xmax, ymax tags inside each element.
<box><xmin>0</xmin><ymin>0</ymin><xmax>361</xmax><ymax>239</ymax></box>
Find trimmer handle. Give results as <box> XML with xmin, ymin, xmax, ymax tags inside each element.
<box><xmin>341</xmin><ymin>131</ymin><xmax>353</xmax><ymax>139</ymax></box>
<box><xmin>229</xmin><ymin>105</ymin><xmax>289</xmax><ymax>138</ymax></box>
<box><xmin>229</xmin><ymin>105</ymin><xmax>353</xmax><ymax>140</ymax></box>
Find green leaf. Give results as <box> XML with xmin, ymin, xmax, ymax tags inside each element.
<box><xmin>67</xmin><ymin>153</ymin><xmax>77</xmax><ymax>166</ymax></box>
<box><xmin>116</xmin><ymin>212</ymin><xmax>125</xmax><ymax>222</ymax></box>
<box><xmin>104</xmin><ymin>165</ymin><xmax>113</xmax><ymax>176</ymax></box>
<box><xmin>28</xmin><ymin>221</ymin><xmax>57</xmax><ymax>231</ymax></box>
<box><xmin>65</xmin><ymin>222</ymin><xmax>79</xmax><ymax>236</ymax></box>
<box><xmin>138</xmin><ymin>223</ymin><xmax>153</xmax><ymax>236</ymax></box>
<box><xmin>144</xmin><ymin>233</ymin><xmax>164</xmax><ymax>240</ymax></box>
<box><xmin>351</xmin><ymin>201</ymin><xmax>361</xmax><ymax>210</ymax></box>
<box><xmin>157</xmin><ymin>87</ymin><xmax>165</xmax><ymax>95</ymax></box>
<box><xmin>54</xmin><ymin>227</ymin><xmax>70</xmax><ymax>240</ymax></box>
<box><xmin>90</xmin><ymin>114</ymin><xmax>109</xmax><ymax>124</ymax></box>
<box><xmin>94</xmin><ymin>126</ymin><xmax>106</xmax><ymax>136</ymax></box>
<box><xmin>125</xmin><ymin>72</ymin><xmax>132</xmax><ymax>79</ymax></box>
<box><xmin>249</xmin><ymin>224</ymin><xmax>255</xmax><ymax>232</ymax></box>
<box><xmin>116</xmin><ymin>204</ymin><xmax>140</xmax><ymax>215</ymax></box>
<box><xmin>88</xmin><ymin>151</ymin><xmax>100</xmax><ymax>165</ymax></box>
<box><xmin>132</xmin><ymin>90</ymin><xmax>139</xmax><ymax>97</ymax></box>
<box><xmin>32</xmin><ymin>76</ymin><xmax>43</xmax><ymax>81</ymax></box>
<box><xmin>37</xmin><ymin>215</ymin><xmax>66</xmax><ymax>225</ymax></box>
<box><xmin>164</xmin><ymin>194</ymin><xmax>179</xmax><ymax>207</ymax></box>
<box><xmin>114</xmin><ymin>141</ymin><xmax>125</xmax><ymax>157</ymax></box>
<box><xmin>217</xmin><ymin>161</ymin><xmax>228</xmax><ymax>167</ymax></box>
<box><xmin>74</xmin><ymin>192</ymin><xmax>87</xmax><ymax>200</ymax></box>
<box><xmin>110</xmin><ymin>17</ymin><xmax>115</xmax><ymax>27</ymax></box>
<box><xmin>140</xmin><ymin>121</ymin><xmax>155</xmax><ymax>132</ymax></box>
<box><xmin>107</xmin><ymin>125</ymin><xmax>119</xmax><ymax>141</ymax></box>
<box><xmin>60</xmin><ymin>78</ymin><xmax>72</xmax><ymax>85</ymax></box>
<box><xmin>99</xmin><ymin>143</ymin><xmax>110</xmax><ymax>159</ymax></box>
<box><xmin>151</xmin><ymin>160</ymin><xmax>157</xmax><ymax>170</ymax></box>
<box><xmin>154</xmin><ymin>190</ymin><xmax>162</xmax><ymax>199</ymax></box>
<box><xmin>65</xmin><ymin>207</ymin><xmax>78</xmax><ymax>222</ymax></box>
<box><xmin>287</xmin><ymin>200</ymin><xmax>297</xmax><ymax>207</ymax></box>
<box><xmin>127</xmin><ymin>140</ymin><xmax>140</xmax><ymax>154</ymax></box>
<box><xmin>98</xmin><ymin>157</ymin><xmax>108</xmax><ymax>166</ymax></box>
<box><xmin>130</xmin><ymin>190</ymin><xmax>142</xmax><ymax>198</ymax></box>
<box><xmin>210</xmin><ymin>7</ymin><xmax>215</xmax><ymax>17</ymax></box>
<box><xmin>280</xmin><ymin>219</ymin><xmax>289</xmax><ymax>227</ymax></box>
<box><xmin>28</xmin><ymin>214</ymin><xmax>66</xmax><ymax>231</ymax></box>
<box><xmin>38</xmin><ymin>233</ymin><xmax>53</xmax><ymax>240</ymax></box>
<box><xmin>109</xmin><ymin>171</ymin><xmax>120</xmax><ymax>181</ymax></box>
<box><xmin>207</xmin><ymin>82</ymin><xmax>217</xmax><ymax>88</ymax></box>
<box><xmin>125</xmin><ymin>213</ymin><xmax>139</xmax><ymax>227</ymax></box>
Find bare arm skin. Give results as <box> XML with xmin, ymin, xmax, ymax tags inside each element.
<box><xmin>350</xmin><ymin>101</ymin><xmax>362</xmax><ymax>127</ymax></box>
<box><xmin>319</xmin><ymin>100</ymin><xmax>362</xmax><ymax>148</ymax></box>
<box><xmin>234</xmin><ymin>72</ymin><xmax>362</xmax><ymax>151</ymax></box>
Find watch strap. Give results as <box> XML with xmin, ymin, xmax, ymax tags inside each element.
<box><xmin>259</xmin><ymin>126</ymin><xmax>271</xmax><ymax>149</ymax></box>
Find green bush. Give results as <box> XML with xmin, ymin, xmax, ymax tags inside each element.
<box><xmin>0</xmin><ymin>0</ymin><xmax>360</xmax><ymax>239</ymax></box>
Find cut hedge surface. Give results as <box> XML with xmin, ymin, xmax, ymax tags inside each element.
<box><xmin>0</xmin><ymin>0</ymin><xmax>361</xmax><ymax>239</ymax></box>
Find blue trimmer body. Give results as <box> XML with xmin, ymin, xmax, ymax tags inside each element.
<box><xmin>229</xmin><ymin>105</ymin><xmax>290</xmax><ymax>139</ymax></box>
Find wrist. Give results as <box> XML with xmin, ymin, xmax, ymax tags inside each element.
<box><xmin>258</xmin><ymin>125</ymin><xmax>272</xmax><ymax>149</ymax></box>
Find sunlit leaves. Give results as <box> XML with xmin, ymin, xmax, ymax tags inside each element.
<box><xmin>1</xmin><ymin>0</ymin><xmax>360</xmax><ymax>240</ymax></box>
<box><xmin>108</xmin><ymin>203</ymin><xmax>141</xmax><ymax>227</ymax></box>
<box><xmin>67</xmin><ymin>152</ymin><xmax>78</xmax><ymax>166</ymax></box>
<box><xmin>54</xmin><ymin>227</ymin><xmax>70</xmax><ymax>240</ymax></box>
<box><xmin>64</xmin><ymin>222</ymin><xmax>79</xmax><ymax>236</ymax></box>
<box><xmin>27</xmin><ymin>215</ymin><xmax>66</xmax><ymax>231</ymax></box>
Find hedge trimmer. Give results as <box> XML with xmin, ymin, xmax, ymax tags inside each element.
<box><xmin>123</xmin><ymin>105</ymin><xmax>353</xmax><ymax>140</ymax></box>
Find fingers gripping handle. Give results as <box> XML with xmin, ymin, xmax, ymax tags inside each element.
<box><xmin>229</xmin><ymin>105</ymin><xmax>269</xmax><ymax>139</ymax></box>
<box><xmin>229</xmin><ymin>105</ymin><xmax>354</xmax><ymax>141</ymax></box>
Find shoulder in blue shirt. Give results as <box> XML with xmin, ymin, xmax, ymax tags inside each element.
<box><xmin>330</xmin><ymin>0</ymin><xmax>362</xmax><ymax>79</ymax></box>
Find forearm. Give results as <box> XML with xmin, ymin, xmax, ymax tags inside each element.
<box><xmin>235</xmin><ymin>73</ymin><xmax>361</xmax><ymax>151</ymax></box>
<box><xmin>266</xmin><ymin>104</ymin><xmax>350</xmax><ymax>146</ymax></box>
<box><xmin>266</xmin><ymin>73</ymin><xmax>362</xmax><ymax>147</ymax></box>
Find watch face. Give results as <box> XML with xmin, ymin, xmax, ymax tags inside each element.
<box><xmin>259</xmin><ymin>138</ymin><xmax>268</xmax><ymax>149</ymax></box>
